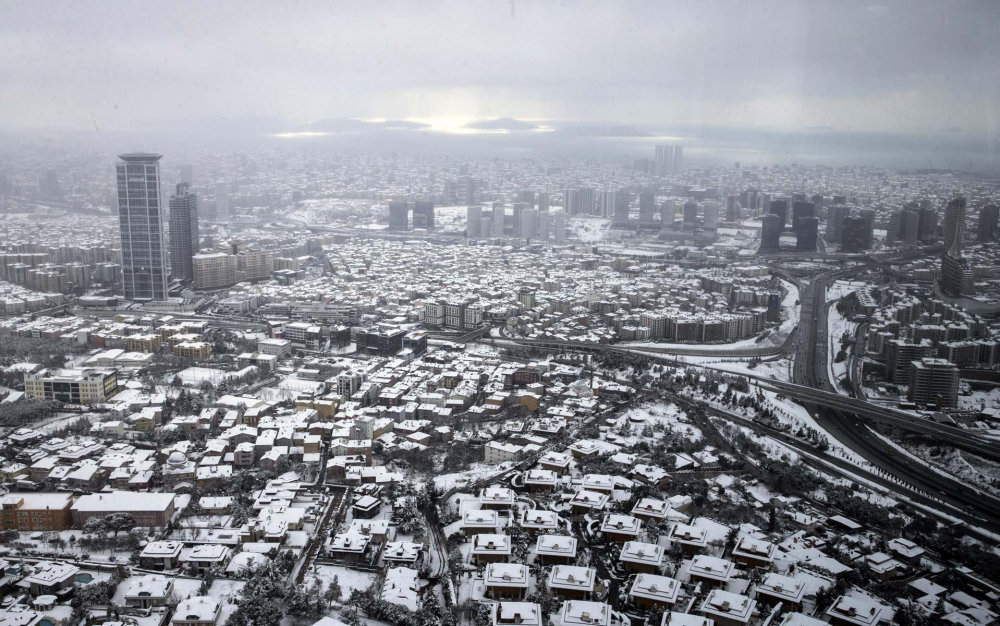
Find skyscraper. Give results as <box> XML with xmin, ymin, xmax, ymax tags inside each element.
<box><xmin>791</xmin><ymin>201</ymin><xmax>815</xmax><ymax>227</ymax></box>
<box><xmin>917</xmin><ymin>206</ymin><xmax>937</xmax><ymax>244</ymax></box>
<box><xmin>116</xmin><ymin>152</ymin><xmax>169</xmax><ymax>301</ymax></box>
<box><xmin>759</xmin><ymin>214</ymin><xmax>783</xmax><ymax>251</ymax></box>
<box><xmin>942</xmin><ymin>197</ymin><xmax>966</xmax><ymax>256</ymax></box>
<box><xmin>704</xmin><ymin>202</ymin><xmax>719</xmax><ymax>230</ymax></box>
<box><xmin>794</xmin><ymin>217</ymin><xmax>819</xmax><ymax>251</ymax></box>
<box><xmin>639</xmin><ymin>192</ymin><xmax>656</xmax><ymax>222</ymax></box>
<box><xmin>553</xmin><ymin>210</ymin><xmax>567</xmax><ymax>244</ymax></box>
<box><xmin>388</xmin><ymin>201</ymin><xmax>409</xmax><ymax>230</ymax></box>
<box><xmin>215</xmin><ymin>183</ymin><xmax>229</xmax><ymax>222</ymax></box>
<box><xmin>660</xmin><ymin>202</ymin><xmax>675</xmax><ymax>228</ymax></box>
<box><xmin>941</xmin><ymin>198</ymin><xmax>971</xmax><ymax>296</ymax></box>
<box><xmin>654</xmin><ymin>145</ymin><xmax>683</xmax><ymax>176</ymax></box>
<box><xmin>977</xmin><ymin>204</ymin><xmax>999</xmax><ymax>242</ymax></box>
<box><xmin>769</xmin><ymin>199</ymin><xmax>789</xmax><ymax>227</ymax></box>
<box><xmin>841</xmin><ymin>216</ymin><xmax>869</xmax><ymax>253</ymax></box>
<box><xmin>168</xmin><ymin>183</ymin><xmax>199</xmax><ymax>282</ymax></box>
<box><xmin>467</xmin><ymin>205</ymin><xmax>482</xmax><ymax>238</ymax></box>
<box><xmin>413</xmin><ymin>200</ymin><xmax>435</xmax><ymax>229</ymax></box>
<box><xmin>493</xmin><ymin>202</ymin><xmax>506</xmax><ymax>238</ymax></box>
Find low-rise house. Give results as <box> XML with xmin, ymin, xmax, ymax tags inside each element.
<box><xmin>632</xmin><ymin>498</ymin><xmax>670</xmax><ymax>523</ymax></box>
<box><xmin>484</xmin><ymin>563</ymin><xmax>531</xmax><ymax>600</ymax></box>
<box><xmin>539</xmin><ymin>451</ymin><xmax>571</xmax><ymax>475</ymax></box>
<box><xmin>826</xmin><ymin>596</ymin><xmax>885</xmax><ymax>626</ymax></box>
<box><xmin>862</xmin><ymin>552</ymin><xmax>905</xmax><ymax>581</ymax></box>
<box><xmin>471</xmin><ymin>533</ymin><xmax>511</xmax><ymax>564</ymax></box>
<box><xmin>569</xmin><ymin>490</ymin><xmax>609</xmax><ymax>516</ymax></box>
<box><xmin>663</xmin><ymin>613</ymin><xmax>714</xmax><ymax>626</ymax></box>
<box><xmin>328</xmin><ymin>532</ymin><xmax>371</xmax><ymax>564</ymax></box>
<box><xmin>480</xmin><ymin>487</ymin><xmax>516</xmax><ymax>510</ymax></box>
<box><xmin>124</xmin><ymin>574</ymin><xmax>175</xmax><ymax>609</ymax></box>
<box><xmin>548</xmin><ymin>565</ymin><xmax>596</xmax><ymax>600</ymax></box>
<box><xmin>629</xmin><ymin>574</ymin><xmax>681</xmax><ymax>609</ymax></box>
<box><xmin>181</xmin><ymin>544</ymin><xmax>231</xmax><ymax>573</ymax></box>
<box><xmin>382</xmin><ymin>542</ymin><xmax>423</xmax><ymax>567</ymax></box>
<box><xmin>632</xmin><ymin>464</ymin><xmax>670</xmax><ymax>488</ymax></box>
<box><xmin>351</xmin><ymin>495</ymin><xmax>382</xmax><ymax>519</ymax></box>
<box><xmin>731</xmin><ymin>536</ymin><xmax>776</xmax><ymax>570</ymax></box>
<box><xmin>755</xmin><ymin>573</ymin><xmax>806</xmax><ymax>610</ymax></box>
<box><xmin>462</xmin><ymin>510</ymin><xmax>500</xmax><ymax>536</ymax></box>
<box><xmin>619</xmin><ymin>541</ymin><xmax>664</xmax><ymax>574</ymax></box>
<box><xmin>687</xmin><ymin>556</ymin><xmax>734</xmax><ymax>589</ymax></box>
<box><xmin>669</xmin><ymin>523</ymin><xmax>708</xmax><ymax>554</ymax></box>
<box><xmin>24</xmin><ymin>561</ymin><xmax>78</xmax><ymax>596</ymax></box>
<box><xmin>140</xmin><ymin>541</ymin><xmax>183</xmax><ymax>570</ymax></box>
<box><xmin>524</xmin><ymin>469</ymin><xmax>558</xmax><ymax>493</ymax></box>
<box><xmin>491</xmin><ymin>602</ymin><xmax>543</xmax><ymax>626</ymax></box>
<box><xmin>700</xmin><ymin>590</ymin><xmax>756</xmax><ymax>626</ymax></box>
<box><xmin>535</xmin><ymin>535</ymin><xmax>578</xmax><ymax>565</ymax></box>
<box><xmin>559</xmin><ymin>600</ymin><xmax>612</xmax><ymax>626</ymax></box>
<box><xmin>600</xmin><ymin>514</ymin><xmax>642</xmax><ymax>542</ymax></box>
<box><xmin>520</xmin><ymin>509</ymin><xmax>560</xmax><ymax>535</ymax></box>
<box><xmin>887</xmin><ymin>538</ymin><xmax>925</xmax><ymax>565</ymax></box>
<box><xmin>581</xmin><ymin>474</ymin><xmax>615</xmax><ymax>494</ymax></box>
<box><xmin>172</xmin><ymin>597</ymin><xmax>222</xmax><ymax>626</ymax></box>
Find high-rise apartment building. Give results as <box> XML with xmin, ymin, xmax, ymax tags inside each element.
<box><xmin>639</xmin><ymin>192</ymin><xmax>656</xmax><ymax>222</ymax></box>
<box><xmin>907</xmin><ymin>358</ymin><xmax>959</xmax><ymax>408</ymax></box>
<box><xmin>215</xmin><ymin>183</ymin><xmax>229</xmax><ymax>222</ymax></box>
<box><xmin>553</xmin><ymin>210</ymin><xmax>567</xmax><ymax>244</ymax></box>
<box><xmin>759</xmin><ymin>214</ymin><xmax>783</xmax><ymax>251</ymax></box>
<box><xmin>840</xmin><ymin>216</ymin><xmax>869</xmax><ymax>253</ymax></box>
<box><xmin>827</xmin><ymin>205</ymin><xmax>851</xmax><ymax>244</ymax></box>
<box><xmin>388</xmin><ymin>201</ymin><xmax>409</xmax><ymax>230</ymax></box>
<box><xmin>917</xmin><ymin>206</ymin><xmax>937</xmax><ymax>243</ymax></box>
<box><xmin>493</xmin><ymin>202</ymin><xmax>506</xmax><ymax>238</ymax></box>
<box><xmin>769</xmin><ymin>199</ymin><xmax>789</xmax><ymax>227</ymax></box>
<box><xmin>169</xmin><ymin>183</ymin><xmax>199</xmax><ymax>282</ymax></box>
<box><xmin>654</xmin><ymin>145</ymin><xmax>683</xmax><ymax>176</ymax></box>
<box><xmin>467</xmin><ymin>205</ymin><xmax>482</xmax><ymax>238</ymax></box>
<box><xmin>413</xmin><ymin>200</ymin><xmax>435</xmax><ymax>229</ymax></box>
<box><xmin>116</xmin><ymin>153</ymin><xmax>168</xmax><ymax>301</ymax></box>
<box><xmin>795</xmin><ymin>217</ymin><xmax>819</xmax><ymax>251</ymax></box>
<box><xmin>660</xmin><ymin>202</ymin><xmax>675</xmax><ymax>228</ymax></box>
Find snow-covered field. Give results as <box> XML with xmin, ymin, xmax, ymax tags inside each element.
<box><xmin>677</xmin><ymin>355</ymin><xmax>791</xmax><ymax>382</ymax></box>
<box><xmin>616</xmin><ymin>402</ymin><xmax>702</xmax><ymax>441</ymax></box>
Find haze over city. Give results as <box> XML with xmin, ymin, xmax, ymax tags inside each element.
<box><xmin>2</xmin><ymin>4</ymin><xmax>1000</xmax><ymax>626</ymax></box>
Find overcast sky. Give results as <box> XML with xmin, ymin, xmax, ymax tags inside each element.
<box><xmin>2</xmin><ymin>0</ymin><xmax>998</xmax><ymax>135</ymax></box>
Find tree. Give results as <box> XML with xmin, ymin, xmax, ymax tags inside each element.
<box><xmin>82</xmin><ymin>517</ymin><xmax>106</xmax><ymax>536</ymax></box>
<box><xmin>396</xmin><ymin>499</ymin><xmax>427</xmax><ymax>536</ymax></box>
<box><xmin>325</xmin><ymin>575</ymin><xmax>343</xmax><ymax>604</ymax></box>
<box><xmin>104</xmin><ymin>512</ymin><xmax>137</xmax><ymax>536</ymax></box>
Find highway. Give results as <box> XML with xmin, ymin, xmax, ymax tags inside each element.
<box><xmin>792</xmin><ymin>266</ymin><xmax>1000</xmax><ymax>530</ymax></box>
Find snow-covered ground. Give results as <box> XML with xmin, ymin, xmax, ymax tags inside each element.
<box><xmin>616</xmin><ymin>402</ymin><xmax>702</xmax><ymax>442</ymax></box>
<box><xmin>827</xmin><ymin>305</ymin><xmax>855</xmax><ymax>394</ymax></box>
<box><xmin>307</xmin><ymin>564</ymin><xmax>376</xmax><ymax>597</ymax></box>
<box><xmin>676</xmin><ymin>355</ymin><xmax>792</xmax><ymax>382</ymax></box>
<box><xmin>567</xmin><ymin>216</ymin><xmax>611</xmax><ymax>242</ymax></box>
<box><xmin>826</xmin><ymin>280</ymin><xmax>867</xmax><ymax>303</ymax></box>
<box><xmin>434</xmin><ymin>462</ymin><xmax>506</xmax><ymax>491</ymax></box>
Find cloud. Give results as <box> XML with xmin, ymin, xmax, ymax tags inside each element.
<box><xmin>0</xmin><ymin>0</ymin><xmax>997</xmax><ymax>133</ymax></box>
